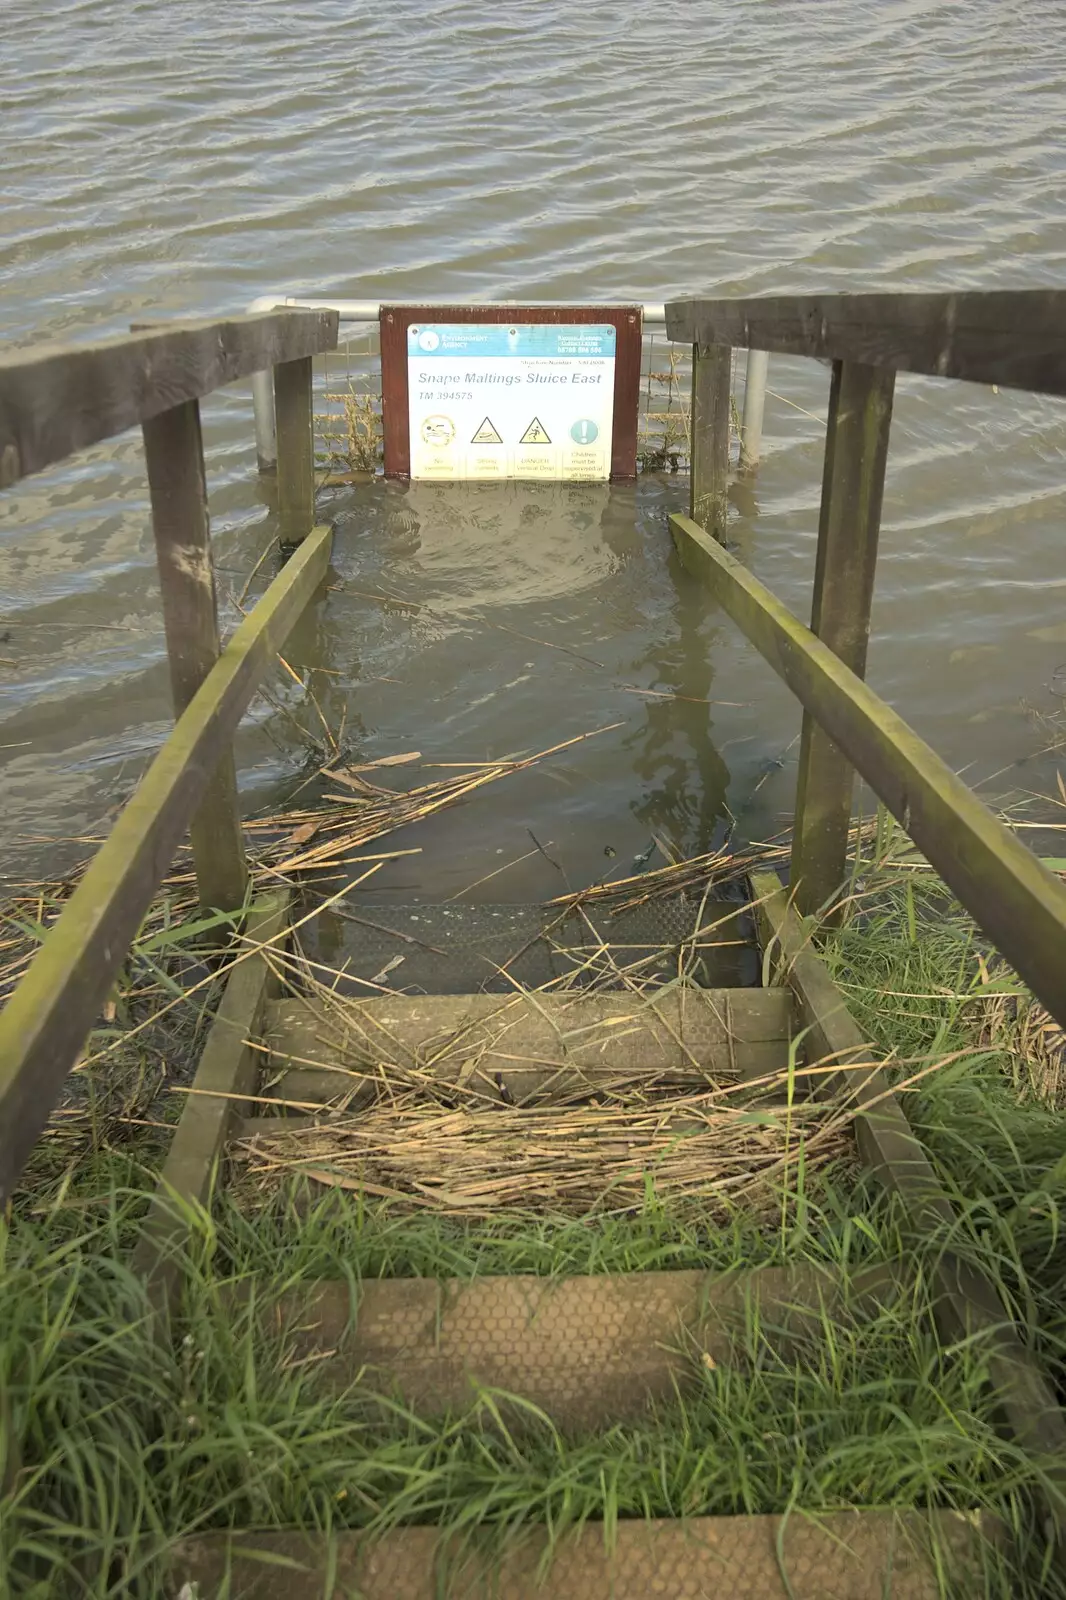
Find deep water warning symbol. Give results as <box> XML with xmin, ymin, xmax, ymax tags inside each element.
<box><xmin>471</xmin><ymin>417</ymin><xmax>503</xmax><ymax>444</ymax></box>
<box><xmin>520</xmin><ymin>417</ymin><xmax>552</xmax><ymax>445</ymax></box>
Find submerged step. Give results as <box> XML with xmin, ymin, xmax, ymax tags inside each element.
<box><xmin>244</xmin><ymin>1262</ymin><xmax>902</xmax><ymax>1428</ymax></box>
<box><xmin>171</xmin><ymin>1509</ymin><xmax>997</xmax><ymax>1599</ymax></box>
<box><xmin>259</xmin><ymin>987</ymin><xmax>793</xmax><ymax>1109</ymax></box>
<box><xmin>301</xmin><ymin>895</ymin><xmax>757</xmax><ymax>995</ymax></box>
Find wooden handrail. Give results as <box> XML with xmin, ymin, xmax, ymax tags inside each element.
<box><xmin>665</xmin><ymin>290</ymin><xmax>1066</xmax><ymax>397</ymax></box>
<box><xmin>670</xmin><ymin>511</ymin><xmax>1066</xmax><ymax>1034</ymax></box>
<box><xmin>0</xmin><ymin>525</ymin><xmax>333</xmax><ymax>1204</ymax></box>
<box><xmin>0</xmin><ymin>309</ymin><xmax>346</xmax><ymax>1193</ymax></box>
<box><xmin>0</xmin><ymin>308</ymin><xmax>338</xmax><ymax>487</ymax></box>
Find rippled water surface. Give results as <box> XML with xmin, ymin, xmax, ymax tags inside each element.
<box><xmin>2</xmin><ymin>0</ymin><xmax>1066</xmax><ymax>895</ymax></box>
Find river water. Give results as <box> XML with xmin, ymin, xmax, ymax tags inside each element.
<box><xmin>2</xmin><ymin>0</ymin><xmax>1065</xmax><ymax>899</ymax></box>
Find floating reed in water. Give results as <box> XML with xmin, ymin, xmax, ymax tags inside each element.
<box><xmin>243</xmin><ymin>722</ymin><xmax>625</xmax><ymax>877</ymax></box>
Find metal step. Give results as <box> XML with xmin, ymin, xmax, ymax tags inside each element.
<box><xmin>243</xmin><ymin>1262</ymin><xmax>903</xmax><ymax>1429</ymax></box>
<box><xmin>258</xmin><ymin>987</ymin><xmax>793</xmax><ymax>1110</ymax></box>
<box><xmin>301</xmin><ymin>894</ymin><xmax>758</xmax><ymax>995</ymax></box>
<box><xmin>172</xmin><ymin>1509</ymin><xmax>997</xmax><ymax>1599</ymax></box>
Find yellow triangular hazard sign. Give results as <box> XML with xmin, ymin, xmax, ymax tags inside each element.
<box><xmin>471</xmin><ymin>417</ymin><xmax>503</xmax><ymax>445</ymax></box>
<box><xmin>520</xmin><ymin>417</ymin><xmax>551</xmax><ymax>445</ymax></box>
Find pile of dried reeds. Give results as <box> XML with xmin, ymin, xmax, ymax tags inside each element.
<box><xmin>234</xmin><ymin>1089</ymin><xmax>846</xmax><ymax>1220</ymax></box>
<box><xmin>979</xmin><ymin>990</ymin><xmax>1066</xmax><ymax>1108</ymax></box>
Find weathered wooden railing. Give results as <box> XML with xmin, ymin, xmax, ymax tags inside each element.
<box><xmin>668</xmin><ymin>290</ymin><xmax>1066</xmax><ymax>1029</ymax></box>
<box><xmin>0</xmin><ymin>308</ymin><xmax>339</xmax><ymax>1201</ymax></box>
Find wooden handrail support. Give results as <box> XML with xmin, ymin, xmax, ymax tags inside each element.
<box><xmin>669</xmin><ymin>512</ymin><xmax>1066</xmax><ymax>1035</ymax></box>
<box><xmin>0</xmin><ymin>524</ymin><xmax>333</xmax><ymax>1204</ymax></box>
<box><xmin>665</xmin><ymin>290</ymin><xmax>1066</xmax><ymax>396</ymax></box>
<box><xmin>667</xmin><ymin>288</ymin><xmax>1066</xmax><ymax>914</ymax></box>
<box><xmin>0</xmin><ymin>309</ymin><xmax>341</xmax><ymax>1196</ymax></box>
<box><xmin>0</xmin><ymin>309</ymin><xmax>338</xmax><ymax>487</ymax></box>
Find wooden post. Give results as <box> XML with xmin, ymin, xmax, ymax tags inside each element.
<box><xmin>671</xmin><ymin>509</ymin><xmax>1066</xmax><ymax>1034</ymax></box>
<box><xmin>790</xmin><ymin>360</ymin><xmax>895</xmax><ymax>915</ymax></box>
<box><xmin>274</xmin><ymin>355</ymin><xmax>315</xmax><ymax>541</ymax></box>
<box><xmin>142</xmin><ymin>399</ymin><xmax>248</xmax><ymax>912</ymax></box>
<box><xmin>689</xmin><ymin>343</ymin><xmax>731</xmax><ymax>538</ymax></box>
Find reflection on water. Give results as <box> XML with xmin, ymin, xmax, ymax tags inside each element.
<box><xmin>624</xmin><ymin>540</ymin><xmax>732</xmax><ymax>857</ymax></box>
<box><xmin>307</xmin><ymin>476</ymin><xmax>769</xmax><ymax>901</ymax></box>
<box><xmin>2</xmin><ymin>0</ymin><xmax>1066</xmax><ymax>886</ymax></box>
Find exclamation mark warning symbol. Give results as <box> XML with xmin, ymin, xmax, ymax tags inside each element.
<box><xmin>569</xmin><ymin>419</ymin><xmax>600</xmax><ymax>445</ymax></box>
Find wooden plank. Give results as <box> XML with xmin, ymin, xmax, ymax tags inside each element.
<box><xmin>274</xmin><ymin>355</ymin><xmax>315</xmax><ymax>542</ymax></box>
<box><xmin>142</xmin><ymin>399</ymin><xmax>247</xmax><ymax>911</ymax></box>
<box><xmin>751</xmin><ymin>870</ymin><xmax>1066</xmax><ymax>1549</ymax></box>
<box><xmin>171</xmin><ymin>1511</ymin><xmax>998</xmax><ymax>1600</ymax></box>
<box><xmin>0</xmin><ymin>525</ymin><xmax>333</xmax><ymax>1204</ymax></box>
<box><xmin>241</xmin><ymin>1262</ymin><xmax>904</xmax><ymax>1427</ymax></box>
<box><xmin>379</xmin><ymin>305</ymin><xmax>643</xmax><ymax>479</ymax></box>
<box><xmin>665</xmin><ymin>290</ymin><xmax>1066</xmax><ymax>397</ymax></box>
<box><xmin>670</xmin><ymin>511</ymin><xmax>1066</xmax><ymax>1033</ymax></box>
<box><xmin>791</xmin><ymin>361</ymin><xmax>895</xmax><ymax>915</ymax></box>
<box><xmin>132</xmin><ymin>893</ymin><xmax>288</xmax><ymax>1309</ymax></box>
<box><xmin>689</xmin><ymin>342</ymin><xmax>731</xmax><ymax>536</ymax></box>
<box><xmin>0</xmin><ymin>310</ymin><xmax>338</xmax><ymax>489</ymax></box>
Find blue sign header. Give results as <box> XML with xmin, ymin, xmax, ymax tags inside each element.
<box><xmin>407</xmin><ymin>323</ymin><xmax>616</xmax><ymax>360</ymax></box>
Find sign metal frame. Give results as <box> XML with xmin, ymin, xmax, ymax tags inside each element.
<box><xmin>380</xmin><ymin>304</ymin><xmax>643</xmax><ymax>480</ymax></box>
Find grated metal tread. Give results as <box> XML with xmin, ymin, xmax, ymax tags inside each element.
<box><xmin>171</xmin><ymin>1509</ymin><xmax>998</xmax><ymax>1598</ymax></box>
<box><xmin>245</xmin><ymin>1262</ymin><xmax>904</xmax><ymax>1428</ymax></box>
<box><xmin>302</xmin><ymin>894</ymin><xmax>757</xmax><ymax>995</ymax></box>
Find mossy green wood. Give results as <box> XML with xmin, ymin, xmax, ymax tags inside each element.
<box><xmin>274</xmin><ymin>355</ymin><xmax>315</xmax><ymax>542</ymax></box>
<box><xmin>791</xmin><ymin>360</ymin><xmax>895</xmax><ymax>916</ymax></box>
<box><xmin>689</xmin><ymin>342</ymin><xmax>731</xmax><ymax>538</ymax></box>
<box><xmin>751</xmin><ymin>870</ymin><xmax>1066</xmax><ymax>1550</ymax></box>
<box><xmin>0</xmin><ymin>524</ymin><xmax>333</xmax><ymax>1204</ymax></box>
<box><xmin>133</xmin><ymin>892</ymin><xmax>288</xmax><ymax>1313</ymax></box>
<box><xmin>669</xmin><ymin>511</ymin><xmax>1066</xmax><ymax>1032</ymax></box>
<box><xmin>142</xmin><ymin>397</ymin><xmax>248</xmax><ymax>912</ymax></box>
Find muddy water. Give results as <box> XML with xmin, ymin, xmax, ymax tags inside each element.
<box><xmin>2</xmin><ymin>0</ymin><xmax>1066</xmax><ymax>897</ymax></box>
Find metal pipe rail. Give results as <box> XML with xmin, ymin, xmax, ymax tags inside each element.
<box><xmin>243</xmin><ymin>294</ymin><xmax>769</xmax><ymax>475</ymax></box>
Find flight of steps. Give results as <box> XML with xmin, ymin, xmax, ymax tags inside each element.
<box><xmin>170</xmin><ymin>896</ymin><xmax>995</xmax><ymax>1598</ymax></box>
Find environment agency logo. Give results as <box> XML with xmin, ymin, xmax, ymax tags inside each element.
<box><xmin>416</xmin><ymin>329</ymin><xmax>440</xmax><ymax>351</ymax></box>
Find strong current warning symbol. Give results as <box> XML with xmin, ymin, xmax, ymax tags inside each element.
<box><xmin>471</xmin><ymin>417</ymin><xmax>503</xmax><ymax>445</ymax></box>
<box><xmin>519</xmin><ymin>417</ymin><xmax>552</xmax><ymax>445</ymax></box>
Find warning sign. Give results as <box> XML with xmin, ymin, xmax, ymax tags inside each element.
<box><xmin>406</xmin><ymin>323</ymin><xmax>616</xmax><ymax>481</ymax></box>
<box><xmin>421</xmin><ymin>415</ymin><xmax>455</xmax><ymax>446</ymax></box>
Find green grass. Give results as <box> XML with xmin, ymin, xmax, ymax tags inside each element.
<box><xmin>0</xmin><ymin>1184</ymin><xmax>1054</xmax><ymax>1597</ymax></box>
<box><xmin>820</xmin><ymin>826</ymin><xmax>1066</xmax><ymax>1397</ymax></box>
<box><xmin>211</xmin><ymin>1162</ymin><xmax>884</xmax><ymax>1284</ymax></box>
<box><xmin>5</xmin><ymin>829</ymin><xmax>1066</xmax><ymax>1595</ymax></box>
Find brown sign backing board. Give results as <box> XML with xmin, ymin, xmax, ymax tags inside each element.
<box><xmin>380</xmin><ymin>305</ymin><xmax>642</xmax><ymax>480</ymax></box>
